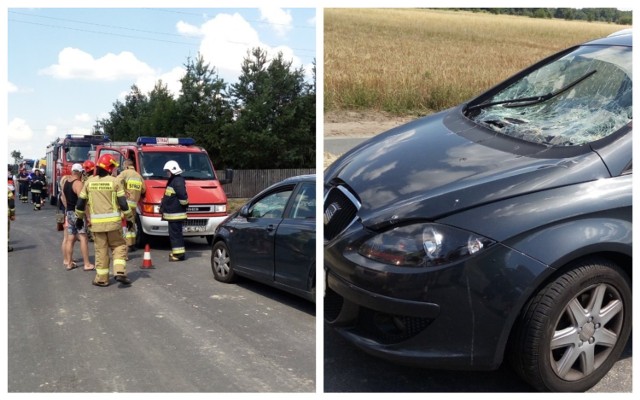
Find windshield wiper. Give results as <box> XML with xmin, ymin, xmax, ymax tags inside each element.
<box><xmin>466</xmin><ymin>69</ymin><xmax>597</xmax><ymax>112</ymax></box>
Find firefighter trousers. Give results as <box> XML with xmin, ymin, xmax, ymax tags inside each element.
<box><xmin>168</xmin><ymin>220</ymin><xmax>186</xmax><ymax>259</ymax></box>
<box><xmin>93</xmin><ymin>230</ymin><xmax>128</xmax><ymax>284</ymax></box>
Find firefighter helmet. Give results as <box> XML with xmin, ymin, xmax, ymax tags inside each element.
<box><xmin>83</xmin><ymin>160</ymin><xmax>95</xmax><ymax>174</ymax></box>
<box><xmin>163</xmin><ymin>160</ymin><xmax>182</xmax><ymax>175</ymax></box>
<box><xmin>96</xmin><ymin>154</ymin><xmax>119</xmax><ymax>173</ymax></box>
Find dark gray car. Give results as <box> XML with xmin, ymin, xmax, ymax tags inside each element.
<box><xmin>324</xmin><ymin>32</ymin><xmax>631</xmax><ymax>392</ymax></box>
<box><xmin>211</xmin><ymin>174</ymin><xmax>316</xmax><ymax>302</ymax></box>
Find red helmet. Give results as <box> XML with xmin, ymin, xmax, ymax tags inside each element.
<box><xmin>96</xmin><ymin>154</ymin><xmax>118</xmax><ymax>173</ymax></box>
<box><xmin>82</xmin><ymin>160</ymin><xmax>95</xmax><ymax>173</ymax></box>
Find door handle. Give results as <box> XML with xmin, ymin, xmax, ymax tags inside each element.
<box><xmin>267</xmin><ymin>224</ymin><xmax>275</xmax><ymax>231</ymax></box>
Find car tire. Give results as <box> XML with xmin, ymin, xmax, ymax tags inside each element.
<box><xmin>211</xmin><ymin>241</ymin><xmax>236</xmax><ymax>283</ymax></box>
<box><xmin>509</xmin><ymin>258</ymin><xmax>631</xmax><ymax>392</ymax></box>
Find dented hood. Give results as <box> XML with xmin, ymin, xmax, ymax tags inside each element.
<box><xmin>324</xmin><ymin>107</ymin><xmax>611</xmax><ymax>229</ymax></box>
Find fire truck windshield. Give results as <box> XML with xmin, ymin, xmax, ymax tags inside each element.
<box><xmin>66</xmin><ymin>145</ymin><xmax>92</xmax><ymax>163</ymax></box>
<box><xmin>140</xmin><ymin>152</ymin><xmax>217</xmax><ymax>180</ymax></box>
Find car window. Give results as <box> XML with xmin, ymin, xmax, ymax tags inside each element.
<box><xmin>249</xmin><ymin>188</ymin><xmax>294</xmax><ymax>219</ymax></box>
<box><xmin>290</xmin><ymin>182</ymin><xmax>316</xmax><ymax>219</ymax></box>
<box><xmin>468</xmin><ymin>45</ymin><xmax>632</xmax><ymax>146</ymax></box>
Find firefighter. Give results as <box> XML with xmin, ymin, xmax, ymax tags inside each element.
<box><xmin>30</xmin><ymin>169</ymin><xmax>45</xmax><ymax>211</ymax></box>
<box><xmin>116</xmin><ymin>159</ymin><xmax>146</xmax><ymax>253</ymax></box>
<box><xmin>82</xmin><ymin>160</ymin><xmax>96</xmax><ymax>243</ymax></box>
<box><xmin>75</xmin><ymin>154</ymin><xmax>134</xmax><ymax>287</ymax></box>
<box><xmin>8</xmin><ymin>183</ymin><xmax>16</xmax><ymax>252</ymax></box>
<box><xmin>160</xmin><ymin>160</ymin><xmax>188</xmax><ymax>261</ymax></box>
<box><xmin>17</xmin><ymin>167</ymin><xmax>30</xmax><ymax>203</ymax></box>
<box><xmin>39</xmin><ymin>168</ymin><xmax>48</xmax><ymax>207</ymax></box>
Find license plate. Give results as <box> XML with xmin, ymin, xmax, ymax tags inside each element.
<box><xmin>183</xmin><ymin>226</ymin><xmax>206</xmax><ymax>233</ymax></box>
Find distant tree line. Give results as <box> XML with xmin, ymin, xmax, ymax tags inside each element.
<box><xmin>455</xmin><ymin>8</ymin><xmax>632</xmax><ymax>25</ymax></box>
<box><xmin>97</xmin><ymin>48</ymin><xmax>316</xmax><ymax>169</ymax></box>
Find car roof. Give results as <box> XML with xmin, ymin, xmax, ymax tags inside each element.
<box><xmin>280</xmin><ymin>174</ymin><xmax>315</xmax><ymax>184</ymax></box>
<box><xmin>585</xmin><ymin>30</ymin><xmax>632</xmax><ymax>47</ymax></box>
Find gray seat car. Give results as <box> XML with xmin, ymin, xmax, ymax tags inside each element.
<box><xmin>324</xmin><ymin>31</ymin><xmax>631</xmax><ymax>392</ymax></box>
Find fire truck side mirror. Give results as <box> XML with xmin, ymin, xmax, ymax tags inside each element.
<box><xmin>220</xmin><ymin>168</ymin><xmax>234</xmax><ymax>185</ymax></box>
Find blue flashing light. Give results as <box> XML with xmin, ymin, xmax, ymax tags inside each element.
<box><xmin>137</xmin><ymin>137</ymin><xmax>196</xmax><ymax>146</ymax></box>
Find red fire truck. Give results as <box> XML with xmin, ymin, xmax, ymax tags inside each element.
<box><xmin>94</xmin><ymin>137</ymin><xmax>233</xmax><ymax>246</ymax></box>
<box><xmin>45</xmin><ymin>133</ymin><xmax>110</xmax><ymax>205</ymax></box>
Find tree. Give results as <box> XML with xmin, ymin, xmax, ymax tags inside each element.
<box><xmin>100</xmin><ymin>85</ymin><xmax>149</xmax><ymax>142</ymax></box>
<box><xmin>224</xmin><ymin>48</ymin><xmax>316</xmax><ymax>169</ymax></box>
<box><xmin>144</xmin><ymin>80</ymin><xmax>181</xmax><ymax>136</ymax></box>
<box><xmin>11</xmin><ymin>150</ymin><xmax>22</xmax><ymax>165</ymax></box>
<box><xmin>178</xmin><ymin>54</ymin><xmax>233</xmax><ymax>162</ymax></box>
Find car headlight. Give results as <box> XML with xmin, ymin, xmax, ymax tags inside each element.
<box><xmin>358</xmin><ymin>223</ymin><xmax>494</xmax><ymax>267</ymax></box>
<box><xmin>213</xmin><ymin>204</ymin><xmax>227</xmax><ymax>213</ymax></box>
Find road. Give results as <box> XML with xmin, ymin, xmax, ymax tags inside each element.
<box><xmin>324</xmin><ymin>136</ymin><xmax>370</xmax><ymax>156</ymax></box>
<box><xmin>7</xmin><ymin>200</ymin><xmax>315</xmax><ymax>393</ymax></box>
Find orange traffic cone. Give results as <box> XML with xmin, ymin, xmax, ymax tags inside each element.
<box><xmin>141</xmin><ymin>244</ymin><xmax>154</xmax><ymax>269</ymax></box>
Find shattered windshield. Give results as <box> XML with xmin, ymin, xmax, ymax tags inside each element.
<box><xmin>467</xmin><ymin>45</ymin><xmax>632</xmax><ymax>146</ymax></box>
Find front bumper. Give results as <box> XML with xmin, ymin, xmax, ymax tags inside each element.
<box><xmin>324</xmin><ymin>224</ymin><xmax>550</xmax><ymax>370</ymax></box>
<box><xmin>140</xmin><ymin>215</ymin><xmax>227</xmax><ymax>237</ymax></box>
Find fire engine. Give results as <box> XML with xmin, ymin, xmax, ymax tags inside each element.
<box><xmin>45</xmin><ymin>133</ymin><xmax>110</xmax><ymax>205</ymax></box>
<box><xmin>94</xmin><ymin>137</ymin><xmax>233</xmax><ymax>245</ymax></box>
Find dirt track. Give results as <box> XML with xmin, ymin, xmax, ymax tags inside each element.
<box><xmin>324</xmin><ymin>110</ymin><xmax>414</xmax><ymax>138</ymax></box>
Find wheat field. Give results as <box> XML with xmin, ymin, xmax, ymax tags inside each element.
<box><xmin>324</xmin><ymin>9</ymin><xmax>626</xmax><ymax>115</ymax></box>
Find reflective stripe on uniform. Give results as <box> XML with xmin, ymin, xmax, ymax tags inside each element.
<box><xmin>90</xmin><ymin>211</ymin><xmax>121</xmax><ymax>221</ymax></box>
<box><xmin>165</xmin><ymin>186</ymin><xmax>176</xmax><ymax>196</ymax></box>
<box><xmin>113</xmin><ymin>259</ymin><xmax>126</xmax><ymax>267</ymax></box>
<box><xmin>172</xmin><ymin>247</ymin><xmax>185</xmax><ymax>255</ymax></box>
<box><xmin>163</xmin><ymin>212</ymin><xmax>187</xmax><ymax>220</ymax></box>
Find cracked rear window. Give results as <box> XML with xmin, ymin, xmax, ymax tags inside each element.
<box><xmin>466</xmin><ymin>45</ymin><xmax>632</xmax><ymax>146</ymax></box>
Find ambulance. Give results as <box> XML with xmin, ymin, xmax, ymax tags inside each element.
<box><xmin>95</xmin><ymin>137</ymin><xmax>233</xmax><ymax>246</ymax></box>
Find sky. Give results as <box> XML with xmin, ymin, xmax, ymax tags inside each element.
<box><xmin>4</xmin><ymin>6</ymin><xmax>316</xmax><ymax>161</ymax></box>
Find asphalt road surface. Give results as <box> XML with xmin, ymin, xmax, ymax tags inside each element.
<box><xmin>324</xmin><ymin>136</ymin><xmax>370</xmax><ymax>156</ymax></box>
<box><xmin>7</xmin><ymin>199</ymin><xmax>315</xmax><ymax>393</ymax></box>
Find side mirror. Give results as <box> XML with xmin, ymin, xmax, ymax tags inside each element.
<box><xmin>220</xmin><ymin>168</ymin><xmax>234</xmax><ymax>184</ymax></box>
<box><xmin>239</xmin><ymin>204</ymin><xmax>249</xmax><ymax>218</ymax></box>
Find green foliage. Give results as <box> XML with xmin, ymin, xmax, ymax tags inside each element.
<box><xmin>98</xmin><ymin>49</ymin><xmax>315</xmax><ymax>169</ymax></box>
<box><xmin>223</xmin><ymin>48</ymin><xmax>315</xmax><ymax>169</ymax></box>
<box><xmin>460</xmin><ymin>8</ymin><xmax>631</xmax><ymax>24</ymax></box>
<box><xmin>11</xmin><ymin>150</ymin><xmax>22</xmax><ymax>165</ymax></box>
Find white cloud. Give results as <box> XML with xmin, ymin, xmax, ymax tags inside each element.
<box><xmin>135</xmin><ymin>66</ymin><xmax>186</xmax><ymax>99</ymax></box>
<box><xmin>307</xmin><ymin>15</ymin><xmax>316</xmax><ymax>27</ymax></box>
<box><xmin>45</xmin><ymin>125</ymin><xmax>58</xmax><ymax>137</ymax></box>
<box><xmin>259</xmin><ymin>7</ymin><xmax>293</xmax><ymax>37</ymax></box>
<box><xmin>8</xmin><ymin>82</ymin><xmax>18</xmax><ymax>93</ymax></box>
<box><xmin>178</xmin><ymin>13</ymin><xmax>302</xmax><ymax>83</ymax></box>
<box><xmin>176</xmin><ymin>20</ymin><xmax>202</xmax><ymax>36</ymax></box>
<box><xmin>39</xmin><ymin>47</ymin><xmax>156</xmax><ymax>81</ymax></box>
<box><xmin>75</xmin><ymin>113</ymin><xmax>92</xmax><ymax>122</ymax></box>
<box><xmin>8</xmin><ymin>118</ymin><xmax>34</xmax><ymax>142</ymax></box>
<box><xmin>68</xmin><ymin>126</ymin><xmax>92</xmax><ymax>136</ymax></box>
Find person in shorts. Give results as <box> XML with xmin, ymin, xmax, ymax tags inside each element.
<box><xmin>62</xmin><ymin>163</ymin><xmax>93</xmax><ymax>271</ymax></box>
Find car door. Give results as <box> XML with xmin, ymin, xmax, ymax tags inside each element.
<box><xmin>274</xmin><ymin>181</ymin><xmax>316</xmax><ymax>292</ymax></box>
<box><xmin>232</xmin><ymin>185</ymin><xmax>295</xmax><ymax>280</ymax></box>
